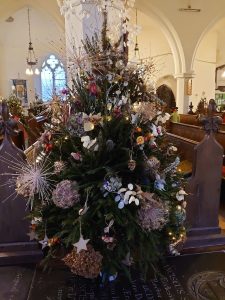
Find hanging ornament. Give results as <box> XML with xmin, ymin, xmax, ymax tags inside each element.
<box><xmin>128</xmin><ymin>159</ymin><xmax>136</xmax><ymax>171</ymax></box>
<box><xmin>78</xmin><ymin>189</ymin><xmax>90</xmax><ymax>216</ymax></box>
<box><xmin>147</xmin><ymin>156</ymin><xmax>160</xmax><ymax>170</ymax></box>
<box><xmin>54</xmin><ymin>161</ymin><xmax>65</xmax><ymax>174</ymax></box>
<box><xmin>88</xmin><ymin>77</ymin><xmax>98</xmax><ymax>96</ymax></box>
<box><xmin>73</xmin><ymin>219</ymin><xmax>90</xmax><ymax>253</ymax></box>
<box><xmin>73</xmin><ymin>234</ymin><xmax>90</xmax><ymax>253</ymax></box>
<box><xmin>104</xmin><ymin>219</ymin><xmax>114</xmax><ymax>234</ymax></box>
<box><xmin>39</xmin><ymin>234</ymin><xmax>49</xmax><ymax>249</ymax></box>
<box><xmin>128</xmin><ymin>150</ymin><xmax>136</xmax><ymax>171</ymax></box>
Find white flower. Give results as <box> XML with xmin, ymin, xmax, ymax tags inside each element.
<box><xmin>151</xmin><ymin>124</ymin><xmax>158</xmax><ymax>137</ymax></box>
<box><xmin>155</xmin><ymin>112</ymin><xmax>170</xmax><ymax>124</ymax></box>
<box><xmin>81</xmin><ymin>136</ymin><xmax>98</xmax><ymax>151</ymax></box>
<box><xmin>84</xmin><ymin>121</ymin><xmax>95</xmax><ymax>131</ymax></box>
<box><xmin>154</xmin><ymin>175</ymin><xmax>166</xmax><ymax>191</ymax></box>
<box><xmin>176</xmin><ymin>189</ymin><xmax>188</xmax><ymax>201</ymax></box>
<box><xmin>129</xmin><ymin>195</ymin><xmax>139</xmax><ymax>205</ymax></box>
<box><xmin>131</xmin><ymin>113</ymin><xmax>139</xmax><ymax>124</ymax></box>
<box><xmin>115</xmin><ymin>184</ymin><xmax>142</xmax><ymax>208</ymax></box>
<box><xmin>169</xmin><ymin>146</ymin><xmax>177</xmax><ymax>152</ymax></box>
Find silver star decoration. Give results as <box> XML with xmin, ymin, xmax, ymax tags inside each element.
<box><xmin>27</xmin><ymin>231</ymin><xmax>38</xmax><ymax>241</ymax></box>
<box><xmin>39</xmin><ymin>234</ymin><xmax>49</xmax><ymax>249</ymax></box>
<box><xmin>73</xmin><ymin>234</ymin><xmax>90</xmax><ymax>253</ymax></box>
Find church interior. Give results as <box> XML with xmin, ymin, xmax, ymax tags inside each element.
<box><xmin>1</xmin><ymin>0</ymin><xmax>225</xmax><ymax>299</ymax></box>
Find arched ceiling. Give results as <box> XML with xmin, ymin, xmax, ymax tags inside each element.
<box><xmin>0</xmin><ymin>0</ymin><xmax>64</xmax><ymax>28</ymax></box>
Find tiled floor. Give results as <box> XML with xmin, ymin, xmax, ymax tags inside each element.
<box><xmin>1</xmin><ymin>252</ymin><xmax>225</xmax><ymax>299</ymax></box>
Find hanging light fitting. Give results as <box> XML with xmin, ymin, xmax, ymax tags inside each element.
<box><xmin>25</xmin><ymin>8</ymin><xmax>39</xmax><ymax>76</ymax></box>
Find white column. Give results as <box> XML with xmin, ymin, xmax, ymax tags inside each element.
<box><xmin>57</xmin><ymin>0</ymin><xmax>126</xmax><ymax>86</ymax></box>
<box><xmin>175</xmin><ymin>72</ymin><xmax>195</xmax><ymax>114</ymax></box>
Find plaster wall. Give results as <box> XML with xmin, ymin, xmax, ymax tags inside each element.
<box><xmin>0</xmin><ymin>6</ymin><xmax>65</xmax><ymax>104</ymax></box>
<box><xmin>192</xmin><ymin>31</ymin><xmax>217</xmax><ymax>109</ymax></box>
<box><xmin>137</xmin><ymin>0</ymin><xmax>225</xmax><ymax>73</ymax></box>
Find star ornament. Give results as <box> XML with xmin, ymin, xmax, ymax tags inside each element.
<box><xmin>39</xmin><ymin>234</ymin><xmax>49</xmax><ymax>249</ymax></box>
<box><xmin>73</xmin><ymin>235</ymin><xmax>90</xmax><ymax>253</ymax></box>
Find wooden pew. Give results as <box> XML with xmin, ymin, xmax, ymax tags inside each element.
<box><xmin>180</xmin><ymin>114</ymin><xmax>200</xmax><ymax>125</ymax></box>
<box><xmin>166</xmin><ymin>133</ymin><xmax>197</xmax><ymax>162</ymax></box>
<box><xmin>166</xmin><ymin>133</ymin><xmax>196</xmax><ymax>176</ymax></box>
<box><xmin>168</xmin><ymin>122</ymin><xmax>225</xmax><ymax>150</ymax></box>
<box><xmin>25</xmin><ymin>116</ymin><xmax>46</xmax><ymax>146</ymax></box>
<box><xmin>179</xmin><ymin>114</ymin><xmax>225</xmax><ymax>131</ymax></box>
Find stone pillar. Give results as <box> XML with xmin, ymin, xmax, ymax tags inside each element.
<box><xmin>175</xmin><ymin>72</ymin><xmax>195</xmax><ymax>114</ymax></box>
<box><xmin>57</xmin><ymin>0</ymin><xmax>124</xmax><ymax>86</ymax></box>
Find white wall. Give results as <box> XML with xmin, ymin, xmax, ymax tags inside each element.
<box><xmin>191</xmin><ymin>31</ymin><xmax>217</xmax><ymax>109</ymax></box>
<box><xmin>0</xmin><ymin>6</ymin><xmax>65</xmax><ymax>104</ymax></box>
<box><xmin>129</xmin><ymin>10</ymin><xmax>175</xmax><ymax>93</ymax></box>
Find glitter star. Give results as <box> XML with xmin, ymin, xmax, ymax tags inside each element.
<box><xmin>39</xmin><ymin>234</ymin><xmax>49</xmax><ymax>249</ymax></box>
<box><xmin>73</xmin><ymin>235</ymin><xmax>90</xmax><ymax>253</ymax></box>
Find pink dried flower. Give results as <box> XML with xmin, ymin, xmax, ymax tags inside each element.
<box><xmin>71</xmin><ymin>152</ymin><xmax>82</xmax><ymax>161</ymax></box>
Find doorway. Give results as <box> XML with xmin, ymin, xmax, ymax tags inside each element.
<box><xmin>156</xmin><ymin>84</ymin><xmax>176</xmax><ymax>112</ymax></box>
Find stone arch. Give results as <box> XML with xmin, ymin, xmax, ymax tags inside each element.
<box><xmin>0</xmin><ymin>1</ymin><xmax>64</xmax><ymax>29</ymax></box>
<box><xmin>191</xmin><ymin>13</ymin><xmax>225</xmax><ymax>70</ymax></box>
<box><xmin>190</xmin><ymin>13</ymin><xmax>225</xmax><ymax>108</ymax></box>
<box><xmin>136</xmin><ymin>1</ymin><xmax>186</xmax><ymax>75</ymax></box>
<box><xmin>156</xmin><ymin>75</ymin><xmax>176</xmax><ymax>98</ymax></box>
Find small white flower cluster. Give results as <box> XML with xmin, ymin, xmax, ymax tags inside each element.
<box><xmin>115</xmin><ymin>183</ymin><xmax>142</xmax><ymax>209</ymax></box>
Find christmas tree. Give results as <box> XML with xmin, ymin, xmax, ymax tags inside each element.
<box><xmin>6</xmin><ymin>94</ymin><xmax>24</xmax><ymax>119</ymax></box>
<box><xmin>14</xmin><ymin>7</ymin><xmax>187</xmax><ymax>280</ymax></box>
<box><xmin>195</xmin><ymin>92</ymin><xmax>208</xmax><ymax>115</ymax></box>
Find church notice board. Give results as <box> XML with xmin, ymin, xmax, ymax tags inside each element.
<box><xmin>215</xmin><ymin>92</ymin><xmax>225</xmax><ymax>110</ymax></box>
<box><xmin>12</xmin><ymin>79</ymin><xmax>28</xmax><ymax>105</ymax></box>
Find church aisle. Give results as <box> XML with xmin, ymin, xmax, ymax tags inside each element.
<box><xmin>1</xmin><ymin>252</ymin><xmax>225</xmax><ymax>299</ymax></box>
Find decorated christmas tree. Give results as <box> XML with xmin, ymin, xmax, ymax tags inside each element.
<box><xmin>14</xmin><ymin>5</ymin><xmax>187</xmax><ymax>280</ymax></box>
<box><xmin>6</xmin><ymin>94</ymin><xmax>24</xmax><ymax>119</ymax></box>
<box><xmin>195</xmin><ymin>91</ymin><xmax>208</xmax><ymax>115</ymax></box>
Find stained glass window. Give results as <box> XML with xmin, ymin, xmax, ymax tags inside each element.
<box><xmin>41</xmin><ymin>55</ymin><xmax>66</xmax><ymax>101</ymax></box>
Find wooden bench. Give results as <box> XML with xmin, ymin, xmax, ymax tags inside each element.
<box><xmin>166</xmin><ymin>133</ymin><xmax>196</xmax><ymax>175</ymax></box>
<box><xmin>179</xmin><ymin>114</ymin><xmax>225</xmax><ymax>131</ymax></box>
<box><xmin>168</xmin><ymin>122</ymin><xmax>225</xmax><ymax>150</ymax></box>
